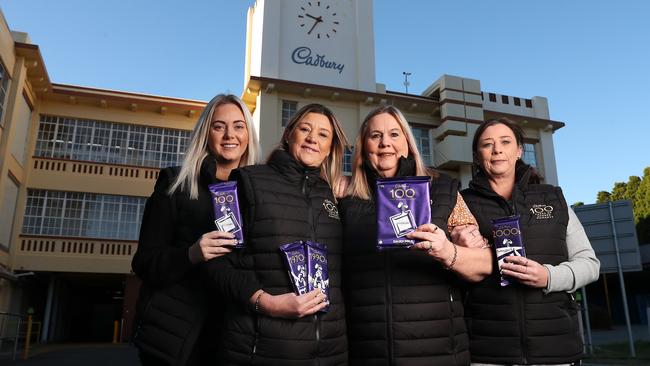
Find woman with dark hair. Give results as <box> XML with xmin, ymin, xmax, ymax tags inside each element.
<box><xmin>458</xmin><ymin>118</ymin><xmax>599</xmax><ymax>365</ymax></box>
<box><xmin>341</xmin><ymin>105</ymin><xmax>492</xmax><ymax>365</ymax></box>
<box><xmin>131</xmin><ymin>94</ymin><xmax>260</xmax><ymax>365</ymax></box>
<box><xmin>203</xmin><ymin>103</ymin><xmax>349</xmax><ymax>365</ymax></box>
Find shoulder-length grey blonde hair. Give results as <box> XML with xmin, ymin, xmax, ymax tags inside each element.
<box><xmin>347</xmin><ymin>105</ymin><xmax>436</xmax><ymax>200</ymax></box>
<box><xmin>168</xmin><ymin>94</ymin><xmax>260</xmax><ymax>199</ymax></box>
<box><xmin>274</xmin><ymin>103</ymin><xmax>348</xmax><ymax>192</ymax></box>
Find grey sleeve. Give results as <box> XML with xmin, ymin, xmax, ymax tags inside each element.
<box><xmin>543</xmin><ymin>207</ymin><xmax>601</xmax><ymax>293</ymax></box>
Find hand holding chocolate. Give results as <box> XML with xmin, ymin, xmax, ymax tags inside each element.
<box><xmin>376</xmin><ymin>176</ymin><xmax>431</xmax><ymax>249</ymax></box>
<box><xmin>209</xmin><ymin>182</ymin><xmax>244</xmax><ymax>248</ymax></box>
<box><xmin>280</xmin><ymin>241</ymin><xmax>330</xmax><ymax>312</ymax></box>
<box><xmin>492</xmin><ymin>215</ymin><xmax>527</xmax><ymax>286</ymax></box>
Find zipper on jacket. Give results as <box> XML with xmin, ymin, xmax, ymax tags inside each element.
<box><xmin>302</xmin><ymin>173</ymin><xmax>321</xmax><ymax>364</ymax></box>
<box><xmin>252</xmin><ymin>314</ymin><xmax>261</xmax><ymax>356</ymax></box>
<box><xmin>518</xmin><ymin>287</ymin><xmax>528</xmax><ymax>364</ymax></box>
<box><xmin>448</xmin><ymin>288</ymin><xmax>458</xmax><ymax>365</ymax></box>
<box><xmin>384</xmin><ymin>250</ymin><xmax>394</xmax><ymax>364</ymax></box>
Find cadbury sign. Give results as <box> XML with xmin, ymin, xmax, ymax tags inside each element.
<box><xmin>291</xmin><ymin>46</ymin><xmax>345</xmax><ymax>74</ymax></box>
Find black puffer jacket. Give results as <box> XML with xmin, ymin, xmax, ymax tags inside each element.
<box><xmin>340</xmin><ymin>158</ymin><xmax>470</xmax><ymax>366</ymax></box>
<box><xmin>204</xmin><ymin>149</ymin><xmax>347</xmax><ymax>366</ymax></box>
<box><xmin>461</xmin><ymin>161</ymin><xmax>582</xmax><ymax>365</ymax></box>
<box><xmin>132</xmin><ymin>157</ymin><xmax>222</xmax><ymax>366</ymax></box>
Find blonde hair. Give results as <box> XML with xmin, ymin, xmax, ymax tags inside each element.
<box><xmin>347</xmin><ymin>105</ymin><xmax>436</xmax><ymax>200</ymax></box>
<box><xmin>168</xmin><ymin>94</ymin><xmax>260</xmax><ymax>199</ymax></box>
<box><xmin>274</xmin><ymin>103</ymin><xmax>348</xmax><ymax>192</ymax></box>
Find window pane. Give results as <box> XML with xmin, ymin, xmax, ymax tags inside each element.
<box><xmin>281</xmin><ymin>100</ymin><xmax>298</xmax><ymax>127</ymax></box>
<box><xmin>523</xmin><ymin>143</ymin><xmax>537</xmax><ymax>168</ymax></box>
<box><xmin>343</xmin><ymin>146</ymin><xmax>353</xmax><ymax>175</ymax></box>
<box><xmin>34</xmin><ymin>115</ymin><xmax>190</xmax><ymax>168</ymax></box>
<box><xmin>21</xmin><ymin>189</ymin><xmax>146</xmax><ymax>240</ymax></box>
<box><xmin>411</xmin><ymin>126</ymin><xmax>433</xmax><ymax>166</ymax></box>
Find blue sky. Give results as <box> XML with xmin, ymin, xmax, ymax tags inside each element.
<box><xmin>2</xmin><ymin>0</ymin><xmax>649</xmax><ymax>204</ymax></box>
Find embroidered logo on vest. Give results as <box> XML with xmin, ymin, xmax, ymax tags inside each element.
<box><xmin>323</xmin><ymin>199</ymin><xmax>340</xmax><ymax>220</ymax></box>
<box><xmin>530</xmin><ymin>204</ymin><xmax>554</xmax><ymax>219</ymax></box>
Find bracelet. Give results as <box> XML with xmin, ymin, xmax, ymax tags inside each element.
<box><xmin>254</xmin><ymin>291</ymin><xmax>265</xmax><ymax>313</ymax></box>
<box><xmin>444</xmin><ymin>243</ymin><xmax>458</xmax><ymax>270</ymax></box>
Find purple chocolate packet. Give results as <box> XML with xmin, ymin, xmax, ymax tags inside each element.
<box><xmin>306</xmin><ymin>241</ymin><xmax>330</xmax><ymax>313</ymax></box>
<box><xmin>279</xmin><ymin>241</ymin><xmax>309</xmax><ymax>295</ymax></box>
<box><xmin>492</xmin><ymin>215</ymin><xmax>527</xmax><ymax>287</ymax></box>
<box><xmin>375</xmin><ymin>176</ymin><xmax>431</xmax><ymax>250</ymax></box>
<box><xmin>208</xmin><ymin>181</ymin><xmax>244</xmax><ymax>248</ymax></box>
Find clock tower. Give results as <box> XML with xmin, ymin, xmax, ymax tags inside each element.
<box><xmin>245</xmin><ymin>0</ymin><xmax>376</xmax><ymax>92</ymax></box>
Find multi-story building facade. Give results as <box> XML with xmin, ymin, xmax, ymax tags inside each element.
<box><xmin>0</xmin><ymin>1</ymin><xmax>565</xmax><ymax>343</ymax></box>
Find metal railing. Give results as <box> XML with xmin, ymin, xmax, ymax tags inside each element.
<box><xmin>0</xmin><ymin>313</ymin><xmax>43</xmax><ymax>360</ymax></box>
<box><xmin>0</xmin><ymin>312</ymin><xmax>22</xmax><ymax>360</ymax></box>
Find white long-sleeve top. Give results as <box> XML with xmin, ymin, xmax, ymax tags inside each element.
<box><xmin>543</xmin><ymin>207</ymin><xmax>600</xmax><ymax>293</ymax></box>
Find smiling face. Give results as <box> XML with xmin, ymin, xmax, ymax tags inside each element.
<box><xmin>288</xmin><ymin>112</ymin><xmax>334</xmax><ymax>168</ymax></box>
<box><xmin>475</xmin><ymin>123</ymin><xmax>523</xmax><ymax>179</ymax></box>
<box><xmin>207</xmin><ymin>103</ymin><xmax>249</xmax><ymax>167</ymax></box>
<box><xmin>363</xmin><ymin>112</ymin><xmax>409</xmax><ymax>178</ymax></box>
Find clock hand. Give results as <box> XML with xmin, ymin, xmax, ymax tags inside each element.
<box><xmin>307</xmin><ymin>19</ymin><xmax>320</xmax><ymax>35</ymax></box>
<box><xmin>305</xmin><ymin>13</ymin><xmax>319</xmax><ymax>21</ymax></box>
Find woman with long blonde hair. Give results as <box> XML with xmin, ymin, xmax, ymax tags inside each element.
<box><xmin>132</xmin><ymin>94</ymin><xmax>260</xmax><ymax>366</ymax></box>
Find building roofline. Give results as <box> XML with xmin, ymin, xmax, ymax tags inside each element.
<box><xmin>243</xmin><ymin>75</ymin><xmax>441</xmax><ymax>114</ymax></box>
<box><xmin>50</xmin><ymin>83</ymin><xmax>207</xmax><ymax>110</ymax></box>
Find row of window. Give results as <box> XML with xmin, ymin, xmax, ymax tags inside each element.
<box><xmin>35</xmin><ymin>115</ymin><xmax>191</xmax><ymax>168</ymax></box>
<box><xmin>484</xmin><ymin>93</ymin><xmax>533</xmax><ymax>108</ymax></box>
<box><xmin>22</xmin><ymin>189</ymin><xmax>146</xmax><ymax>241</ymax></box>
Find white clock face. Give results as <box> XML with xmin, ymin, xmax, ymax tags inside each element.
<box><xmin>297</xmin><ymin>1</ymin><xmax>340</xmax><ymax>39</ymax></box>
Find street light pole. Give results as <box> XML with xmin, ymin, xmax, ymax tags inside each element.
<box><xmin>402</xmin><ymin>72</ymin><xmax>411</xmax><ymax>94</ymax></box>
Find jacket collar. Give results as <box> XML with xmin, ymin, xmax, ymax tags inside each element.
<box><xmin>364</xmin><ymin>155</ymin><xmax>416</xmax><ymax>193</ymax></box>
<box><xmin>469</xmin><ymin>160</ymin><xmax>532</xmax><ymax>198</ymax></box>
<box><xmin>199</xmin><ymin>154</ymin><xmax>224</xmax><ymax>184</ymax></box>
<box><xmin>267</xmin><ymin>149</ymin><xmax>322</xmax><ymax>184</ymax></box>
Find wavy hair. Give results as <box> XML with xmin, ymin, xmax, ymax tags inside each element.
<box><xmin>168</xmin><ymin>94</ymin><xmax>260</xmax><ymax>199</ymax></box>
<box><xmin>348</xmin><ymin>105</ymin><xmax>436</xmax><ymax>200</ymax></box>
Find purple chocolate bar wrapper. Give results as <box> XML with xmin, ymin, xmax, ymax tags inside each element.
<box><xmin>208</xmin><ymin>181</ymin><xmax>244</xmax><ymax>248</ymax></box>
<box><xmin>492</xmin><ymin>215</ymin><xmax>527</xmax><ymax>287</ymax></box>
<box><xmin>375</xmin><ymin>176</ymin><xmax>431</xmax><ymax>250</ymax></box>
<box><xmin>306</xmin><ymin>241</ymin><xmax>330</xmax><ymax>313</ymax></box>
<box><xmin>279</xmin><ymin>241</ymin><xmax>309</xmax><ymax>295</ymax></box>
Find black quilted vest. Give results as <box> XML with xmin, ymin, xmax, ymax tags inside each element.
<box><xmin>218</xmin><ymin>149</ymin><xmax>347</xmax><ymax>366</ymax></box>
<box><xmin>340</xmin><ymin>158</ymin><xmax>470</xmax><ymax>366</ymax></box>
<box><xmin>461</xmin><ymin>162</ymin><xmax>582</xmax><ymax>364</ymax></box>
<box><xmin>133</xmin><ymin>157</ymin><xmax>222</xmax><ymax>366</ymax></box>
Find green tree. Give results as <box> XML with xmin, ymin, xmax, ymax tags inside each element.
<box><xmin>595</xmin><ymin>167</ymin><xmax>650</xmax><ymax>244</ymax></box>
<box><xmin>610</xmin><ymin>182</ymin><xmax>628</xmax><ymax>201</ymax></box>
<box><xmin>597</xmin><ymin>191</ymin><xmax>611</xmax><ymax>203</ymax></box>
<box><xmin>573</xmin><ymin>201</ymin><xmax>585</xmax><ymax>207</ymax></box>
<box><xmin>634</xmin><ymin>168</ymin><xmax>650</xmax><ymax>243</ymax></box>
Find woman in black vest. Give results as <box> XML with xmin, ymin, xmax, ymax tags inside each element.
<box><xmin>203</xmin><ymin>103</ymin><xmax>349</xmax><ymax>365</ymax></box>
<box><xmin>131</xmin><ymin>94</ymin><xmax>260</xmax><ymax>365</ymax></box>
<box><xmin>459</xmin><ymin>119</ymin><xmax>600</xmax><ymax>365</ymax></box>
<box><xmin>340</xmin><ymin>105</ymin><xmax>493</xmax><ymax>366</ymax></box>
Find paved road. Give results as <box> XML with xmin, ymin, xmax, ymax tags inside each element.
<box><xmin>2</xmin><ymin>344</ymin><xmax>140</xmax><ymax>366</ymax></box>
<box><xmin>1</xmin><ymin>325</ymin><xmax>648</xmax><ymax>366</ymax></box>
